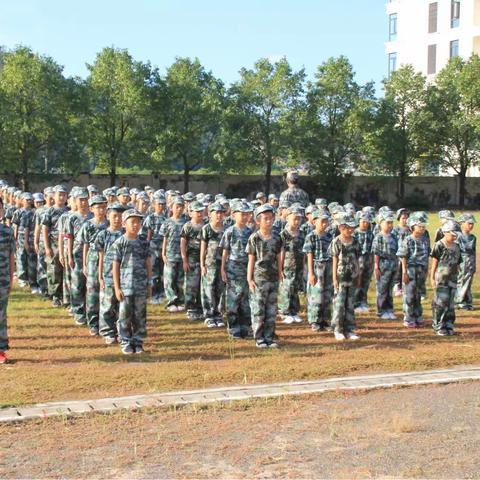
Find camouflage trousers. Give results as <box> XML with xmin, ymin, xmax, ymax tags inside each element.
<box><xmin>376</xmin><ymin>264</ymin><xmax>396</xmax><ymax>315</ymax></box>
<box><xmin>306</xmin><ymin>261</ymin><xmax>333</xmax><ymax>326</ymax></box>
<box><xmin>432</xmin><ymin>283</ymin><xmax>456</xmax><ymax>332</ymax></box>
<box><xmin>151</xmin><ymin>249</ymin><xmax>164</xmax><ymax>298</ymax></box>
<box><xmin>201</xmin><ymin>263</ymin><xmax>224</xmax><ymax>319</ymax></box>
<box><xmin>225</xmin><ymin>264</ymin><xmax>251</xmax><ymax>336</ymax></box>
<box><xmin>62</xmin><ymin>244</ymin><xmax>71</xmax><ymax>305</ymax></box>
<box><xmin>46</xmin><ymin>244</ymin><xmax>63</xmax><ymax>301</ymax></box>
<box><xmin>163</xmin><ymin>260</ymin><xmax>184</xmax><ymax>307</ymax></box>
<box><xmin>37</xmin><ymin>247</ymin><xmax>48</xmax><ymax>294</ymax></box>
<box><xmin>118</xmin><ymin>294</ymin><xmax>147</xmax><ymax>347</ymax></box>
<box><xmin>184</xmin><ymin>261</ymin><xmax>202</xmax><ymax>315</ymax></box>
<box><xmin>331</xmin><ymin>284</ymin><xmax>356</xmax><ymax>334</ymax></box>
<box><xmin>99</xmin><ymin>284</ymin><xmax>118</xmax><ymax>338</ymax></box>
<box><xmin>403</xmin><ymin>265</ymin><xmax>425</xmax><ymax>324</ymax></box>
<box><xmin>456</xmin><ymin>256</ymin><xmax>475</xmax><ymax>308</ymax></box>
<box><xmin>250</xmin><ymin>280</ymin><xmax>278</xmax><ymax>343</ymax></box>
<box><xmin>70</xmin><ymin>253</ymin><xmax>86</xmax><ymax>324</ymax></box>
<box><xmin>0</xmin><ymin>288</ymin><xmax>9</xmax><ymax>351</ymax></box>
<box><xmin>393</xmin><ymin>259</ymin><xmax>403</xmax><ymax>290</ymax></box>
<box><xmin>85</xmin><ymin>258</ymin><xmax>100</xmax><ymax>328</ymax></box>
<box><xmin>278</xmin><ymin>267</ymin><xmax>303</xmax><ymax>316</ymax></box>
<box><xmin>419</xmin><ymin>264</ymin><xmax>428</xmax><ymax>298</ymax></box>
<box><xmin>354</xmin><ymin>254</ymin><xmax>373</xmax><ymax>308</ymax></box>
<box><xmin>16</xmin><ymin>246</ymin><xmax>38</xmax><ymax>287</ymax></box>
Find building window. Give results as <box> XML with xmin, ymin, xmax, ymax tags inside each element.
<box><xmin>451</xmin><ymin>0</ymin><xmax>460</xmax><ymax>28</ymax></box>
<box><xmin>428</xmin><ymin>44</ymin><xmax>437</xmax><ymax>74</ymax></box>
<box><xmin>388</xmin><ymin>52</ymin><xmax>397</xmax><ymax>76</ymax></box>
<box><xmin>428</xmin><ymin>3</ymin><xmax>438</xmax><ymax>33</ymax></box>
<box><xmin>450</xmin><ymin>39</ymin><xmax>460</xmax><ymax>57</ymax></box>
<box><xmin>389</xmin><ymin>13</ymin><xmax>398</xmax><ymax>41</ymax></box>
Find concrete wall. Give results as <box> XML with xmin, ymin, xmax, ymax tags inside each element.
<box><xmin>3</xmin><ymin>173</ymin><xmax>479</xmax><ymax>208</ymax></box>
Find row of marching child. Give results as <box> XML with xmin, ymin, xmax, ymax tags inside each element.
<box><xmin>0</xmin><ymin>181</ymin><xmax>476</xmax><ymax>361</ymax></box>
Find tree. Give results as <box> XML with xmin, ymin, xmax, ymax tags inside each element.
<box><xmin>223</xmin><ymin>58</ymin><xmax>305</xmax><ymax>195</ymax></box>
<box><xmin>85</xmin><ymin>47</ymin><xmax>152</xmax><ymax>186</ymax></box>
<box><xmin>366</xmin><ymin>65</ymin><xmax>431</xmax><ymax>201</ymax></box>
<box><xmin>152</xmin><ymin>57</ymin><xmax>225</xmax><ymax>192</ymax></box>
<box><xmin>0</xmin><ymin>46</ymin><xmax>72</xmax><ymax>189</ymax></box>
<box><xmin>300</xmin><ymin>56</ymin><xmax>375</xmax><ymax>200</ymax></box>
<box><xmin>427</xmin><ymin>55</ymin><xmax>480</xmax><ymax>206</ymax></box>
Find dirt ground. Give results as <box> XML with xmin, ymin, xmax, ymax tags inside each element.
<box><xmin>2</xmin><ymin>381</ymin><xmax>480</xmax><ymax>479</ymax></box>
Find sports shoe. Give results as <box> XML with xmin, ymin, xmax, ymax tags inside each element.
<box><xmin>403</xmin><ymin>320</ymin><xmax>416</xmax><ymax>328</ymax></box>
<box><xmin>281</xmin><ymin>315</ymin><xmax>295</xmax><ymax>324</ymax></box>
<box><xmin>267</xmin><ymin>341</ymin><xmax>279</xmax><ymax>348</ymax></box>
<box><xmin>447</xmin><ymin>329</ymin><xmax>456</xmax><ymax>336</ymax></box>
<box><xmin>75</xmin><ymin>318</ymin><xmax>87</xmax><ymax>326</ymax></box>
<box><xmin>292</xmin><ymin>315</ymin><xmax>303</xmax><ymax>323</ymax></box>
<box><xmin>380</xmin><ymin>312</ymin><xmax>390</xmax><ymax>320</ymax></box>
<box><xmin>104</xmin><ymin>336</ymin><xmax>116</xmax><ymax>345</ymax></box>
<box><xmin>311</xmin><ymin>323</ymin><xmax>321</xmax><ymax>332</ymax></box>
<box><xmin>215</xmin><ymin>318</ymin><xmax>225</xmax><ymax>327</ymax></box>
<box><xmin>18</xmin><ymin>280</ymin><xmax>27</xmax><ymax>288</ymax></box>
<box><xmin>89</xmin><ymin>327</ymin><xmax>99</xmax><ymax>336</ymax></box>
<box><xmin>334</xmin><ymin>332</ymin><xmax>346</xmax><ymax>341</ymax></box>
<box><xmin>256</xmin><ymin>341</ymin><xmax>268</xmax><ymax>348</ymax></box>
<box><xmin>354</xmin><ymin>307</ymin><xmax>364</xmax><ymax>314</ymax></box>
<box><xmin>52</xmin><ymin>298</ymin><xmax>62</xmax><ymax>308</ymax></box>
<box><xmin>230</xmin><ymin>332</ymin><xmax>243</xmax><ymax>340</ymax></box>
<box><xmin>166</xmin><ymin>305</ymin><xmax>178</xmax><ymax>313</ymax></box>
<box><xmin>135</xmin><ymin>345</ymin><xmax>144</xmax><ymax>354</ymax></box>
<box><xmin>121</xmin><ymin>344</ymin><xmax>135</xmax><ymax>355</ymax></box>
<box><xmin>436</xmin><ymin>329</ymin><xmax>448</xmax><ymax>336</ymax></box>
<box><xmin>421</xmin><ymin>295</ymin><xmax>426</xmax><ymax>301</ymax></box>
<box><xmin>0</xmin><ymin>351</ymin><xmax>7</xmax><ymax>364</ymax></box>
<box><xmin>388</xmin><ymin>312</ymin><xmax>397</xmax><ymax>320</ymax></box>
<box><xmin>347</xmin><ymin>332</ymin><xmax>360</xmax><ymax>341</ymax></box>
<box><xmin>416</xmin><ymin>320</ymin><xmax>425</xmax><ymax>328</ymax></box>
<box><xmin>176</xmin><ymin>305</ymin><xmax>185</xmax><ymax>312</ymax></box>
<box><xmin>31</xmin><ymin>287</ymin><xmax>39</xmax><ymax>294</ymax></box>
<box><xmin>204</xmin><ymin>318</ymin><xmax>217</xmax><ymax>328</ymax></box>
<box><xmin>466</xmin><ymin>305</ymin><xmax>475</xmax><ymax>311</ymax></box>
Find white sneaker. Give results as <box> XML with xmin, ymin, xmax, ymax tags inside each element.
<box><xmin>354</xmin><ymin>307</ymin><xmax>363</xmax><ymax>314</ymax></box>
<box><xmin>380</xmin><ymin>312</ymin><xmax>390</xmax><ymax>320</ymax></box>
<box><xmin>281</xmin><ymin>315</ymin><xmax>295</xmax><ymax>324</ymax></box>
<box><xmin>361</xmin><ymin>305</ymin><xmax>370</xmax><ymax>312</ymax></box>
<box><xmin>334</xmin><ymin>332</ymin><xmax>346</xmax><ymax>341</ymax></box>
<box><xmin>347</xmin><ymin>333</ymin><xmax>360</xmax><ymax>341</ymax></box>
<box><xmin>388</xmin><ymin>312</ymin><xmax>397</xmax><ymax>320</ymax></box>
<box><xmin>176</xmin><ymin>305</ymin><xmax>185</xmax><ymax>312</ymax></box>
<box><xmin>167</xmin><ymin>305</ymin><xmax>178</xmax><ymax>313</ymax></box>
<box><xmin>293</xmin><ymin>315</ymin><xmax>303</xmax><ymax>323</ymax></box>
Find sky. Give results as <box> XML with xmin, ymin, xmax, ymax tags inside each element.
<box><xmin>0</xmin><ymin>0</ymin><xmax>388</xmax><ymax>93</ymax></box>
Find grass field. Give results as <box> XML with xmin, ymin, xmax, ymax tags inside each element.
<box><xmin>2</xmin><ymin>213</ymin><xmax>480</xmax><ymax>408</ymax></box>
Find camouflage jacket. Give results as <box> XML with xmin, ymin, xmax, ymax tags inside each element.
<box><xmin>328</xmin><ymin>235</ymin><xmax>361</xmax><ymax>286</ymax></box>
<box><xmin>354</xmin><ymin>228</ymin><xmax>374</xmax><ymax>256</ymax></box>
<box><xmin>397</xmin><ymin>234</ymin><xmax>430</xmax><ymax>267</ymax></box>
<box><xmin>431</xmin><ymin>240</ymin><xmax>462</xmax><ymax>286</ymax></box>
<box><xmin>95</xmin><ymin>228</ymin><xmax>124</xmax><ymax>287</ymax></box>
<box><xmin>201</xmin><ymin>223</ymin><xmax>224</xmax><ymax>267</ymax></box>
<box><xmin>280</xmin><ymin>227</ymin><xmax>305</xmax><ymax>272</ymax></box>
<box><xmin>245</xmin><ymin>230</ymin><xmax>282</xmax><ymax>282</ymax></box>
<box><xmin>160</xmin><ymin>217</ymin><xmax>187</xmax><ymax>262</ymax></box>
<box><xmin>372</xmin><ymin>232</ymin><xmax>399</xmax><ymax>270</ymax></box>
<box><xmin>180</xmin><ymin>221</ymin><xmax>203</xmax><ymax>263</ymax></box>
<box><xmin>302</xmin><ymin>230</ymin><xmax>332</xmax><ymax>263</ymax></box>
<box><xmin>0</xmin><ymin>223</ymin><xmax>15</xmax><ymax>290</ymax></box>
<box><xmin>220</xmin><ymin>225</ymin><xmax>252</xmax><ymax>267</ymax></box>
<box><xmin>279</xmin><ymin>186</ymin><xmax>310</xmax><ymax>208</ymax></box>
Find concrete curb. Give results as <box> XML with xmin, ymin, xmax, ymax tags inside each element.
<box><xmin>2</xmin><ymin>365</ymin><xmax>480</xmax><ymax>423</ymax></box>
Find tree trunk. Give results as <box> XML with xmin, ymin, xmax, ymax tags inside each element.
<box><xmin>458</xmin><ymin>167</ymin><xmax>467</xmax><ymax>207</ymax></box>
<box><xmin>264</xmin><ymin>155</ymin><xmax>272</xmax><ymax>197</ymax></box>
<box><xmin>398</xmin><ymin>169</ymin><xmax>406</xmax><ymax>202</ymax></box>
<box><xmin>184</xmin><ymin>164</ymin><xmax>190</xmax><ymax>193</ymax></box>
<box><xmin>21</xmin><ymin>150</ymin><xmax>29</xmax><ymax>191</ymax></box>
<box><xmin>109</xmin><ymin>158</ymin><xmax>117</xmax><ymax>187</ymax></box>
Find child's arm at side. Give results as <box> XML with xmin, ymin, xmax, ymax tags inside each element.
<box><xmin>221</xmin><ymin>248</ymin><xmax>229</xmax><ymax>283</ymax></box>
<box><xmin>307</xmin><ymin>252</ymin><xmax>315</xmax><ymax>286</ymax></box>
<box><xmin>200</xmin><ymin>239</ymin><xmax>207</xmax><ymax>276</ymax></box>
<box><xmin>430</xmin><ymin>257</ymin><xmax>438</xmax><ymax>290</ymax></box>
<box><xmin>332</xmin><ymin>255</ymin><xmax>338</xmax><ymax>292</ymax></box>
<box><xmin>277</xmin><ymin>252</ymin><xmax>283</xmax><ymax>282</ymax></box>
<box><xmin>112</xmin><ymin>260</ymin><xmax>124</xmax><ymax>301</ymax></box>
<box><xmin>98</xmin><ymin>250</ymin><xmax>105</xmax><ymax>290</ymax></box>
<box><xmin>247</xmin><ymin>254</ymin><xmax>256</xmax><ymax>291</ymax></box>
<box><xmin>374</xmin><ymin>254</ymin><xmax>380</xmax><ymax>280</ymax></box>
<box><xmin>180</xmin><ymin>237</ymin><xmax>189</xmax><ymax>272</ymax></box>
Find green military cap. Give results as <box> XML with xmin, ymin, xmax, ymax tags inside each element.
<box><xmin>122</xmin><ymin>208</ymin><xmax>144</xmax><ymax>222</ymax></box>
<box><xmin>232</xmin><ymin>201</ymin><xmax>253</xmax><ymax>213</ymax></box>
<box><xmin>336</xmin><ymin>213</ymin><xmax>357</xmax><ymax>228</ymax></box>
<box><xmin>458</xmin><ymin>213</ymin><xmax>476</xmax><ymax>224</ymax></box>
<box><xmin>183</xmin><ymin>192</ymin><xmax>195</xmax><ymax>202</ymax></box>
<box><xmin>117</xmin><ymin>187</ymin><xmax>130</xmax><ymax>197</ymax></box>
<box><xmin>438</xmin><ymin>210</ymin><xmax>455</xmax><ymax>220</ymax></box>
<box><xmin>254</xmin><ymin>203</ymin><xmax>275</xmax><ymax>219</ymax></box>
<box><xmin>107</xmin><ymin>202</ymin><xmax>127</xmax><ymax>212</ymax></box>
<box><xmin>287</xmin><ymin>206</ymin><xmax>304</xmax><ymax>217</ymax></box>
<box><xmin>53</xmin><ymin>184</ymin><xmax>68</xmax><ymax>193</ymax></box>
<box><xmin>74</xmin><ymin>188</ymin><xmax>89</xmax><ymax>199</ymax></box>
<box><xmin>356</xmin><ymin>211</ymin><xmax>372</xmax><ymax>222</ymax></box>
<box><xmin>189</xmin><ymin>200</ymin><xmax>205</xmax><ymax>212</ymax></box>
<box><xmin>441</xmin><ymin>220</ymin><xmax>460</xmax><ymax>235</ymax></box>
<box><xmin>315</xmin><ymin>198</ymin><xmax>328</xmax><ymax>207</ymax></box>
<box><xmin>137</xmin><ymin>191</ymin><xmax>150</xmax><ymax>203</ymax></box>
<box><xmin>172</xmin><ymin>196</ymin><xmax>185</xmax><ymax>206</ymax></box>
<box><xmin>87</xmin><ymin>184</ymin><xmax>99</xmax><ymax>194</ymax></box>
<box><xmin>312</xmin><ymin>210</ymin><xmax>331</xmax><ymax>220</ymax></box>
<box><xmin>305</xmin><ymin>205</ymin><xmax>318</xmax><ymax>215</ymax></box>
<box><xmin>396</xmin><ymin>208</ymin><xmax>410</xmax><ymax>220</ymax></box>
<box><xmin>208</xmin><ymin>202</ymin><xmax>226</xmax><ymax>213</ymax></box>
<box><xmin>407</xmin><ymin>216</ymin><xmax>428</xmax><ymax>228</ymax></box>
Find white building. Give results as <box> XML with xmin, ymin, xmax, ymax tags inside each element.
<box><xmin>385</xmin><ymin>0</ymin><xmax>480</xmax><ymax>176</ymax></box>
<box><xmin>385</xmin><ymin>0</ymin><xmax>480</xmax><ymax>78</ymax></box>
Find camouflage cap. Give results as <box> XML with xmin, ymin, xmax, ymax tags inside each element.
<box><xmin>117</xmin><ymin>187</ymin><xmax>130</xmax><ymax>197</ymax></box>
<box><xmin>232</xmin><ymin>200</ymin><xmax>253</xmax><ymax>213</ymax></box>
<box><xmin>204</xmin><ymin>194</ymin><xmax>214</xmax><ymax>203</ymax></box>
<box><xmin>87</xmin><ymin>184</ymin><xmax>99</xmax><ymax>194</ymax></box>
<box><xmin>74</xmin><ymin>188</ymin><xmax>89</xmax><ymax>199</ymax></box>
<box><xmin>208</xmin><ymin>202</ymin><xmax>226</xmax><ymax>213</ymax></box>
<box><xmin>153</xmin><ymin>194</ymin><xmax>166</xmax><ymax>204</ymax></box>
<box><xmin>438</xmin><ymin>209</ymin><xmax>455</xmax><ymax>220</ymax></box>
<box><xmin>53</xmin><ymin>185</ymin><xmax>68</xmax><ymax>194</ymax></box>
<box><xmin>441</xmin><ymin>220</ymin><xmax>460</xmax><ymax>234</ymax></box>
<box><xmin>407</xmin><ymin>216</ymin><xmax>428</xmax><ymax>228</ymax></box>
<box><xmin>312</xmin><ymin>210</ymin><xmax>331</xmax><ymax>221</ymax></box>
<box><xmin>268</xmin><ymin>194</ymin><xmax>279</xmax><ymax>201</ymax></box>
<box><xmin>378</xmin><ymin>212</ymin><xmax>394</xmax><ymax>223</ymax></box>
<box><xmin>256</xmin><ymin>192</ymin><xmax>266</xmax><ymax>200</ymax></box>
<box><xmin>137</xmin><ymin>192</ymin><xmax>150</xmax><ymax>203</ymax></box>
<box><xmin>286</xmin><ymin>170</ymin><xmax>299</xmax><ymax>183</ymax></box>
<box><xmin>356</xmin><ymin>211</ymin><xmax>372</xmax><ymax>222</ymax></box>
<box><xmin>315</xmin><ymin>198</ymin><xmax>328</xmax><ymax>207</ymax></box>
<box><xmin>107</xmin><ymin>202</ymin><xmax>127</xmax><ymax>212</ymax></box>
<box><xmin>305</xmin><ymin>205</ymin><xmax>318</xmax><ymax>215</ymax></box>
<box><xmin>278</xmin><ymin>200</ymin><xmax>292</xmax><ymax>209</ymax></box>
<box><xmin>189</xmin><ymin>200</ymin><xmax>205</xmax><ymax>212</ymax></box>
<box><xmin>22</xmin><ymin>192</ymin><xmax>34</xmax><ymax>201</ymax></box>
<box><xmin>44</xmin><ymin>186</ymin><xmax>54</xmax><ymax>195</ymax></box>
<box><xmin>144</xmin><ymin>185</ymin><xmax>154</xmax><ymax>192</ymax></box>
<box><xmin>254</xmin><ymin>203</ymin><xmax>275</xmax><ymax>219</ymax></box>
<box><xmin>458</xmin><ymin>213</ymin><xmax>476</xmax><ymax>224</ymax></box>
<box><xmin>183</xmin><ymin>192</ymin><xmax>195</xmax><ymax>202</ymax></box>
<box><xmin>172</xmin><ymin>196</ymin><xmax>185</xmax><ymax>206</ymax></box>
<box><xmin>129</xmin><ymin>188</ymin><xmax>140</xmax><ymax>195</ymax></box>
<box><xmin>89</xmin><ymin>194</ymin><xmax>107</xmax><ymax>207</ymax></box>
<box><xmin>122</xmin><ymin>208</ymin><xmax>144</xmax><ymax>222</ymax></box>
<box><xmin>337</xmin><ymin>213</ymin><xmax>357</xmax><ymax>228</ymax></box>
<box><xmin>396</xmin><ymin>208</ymin><xmax>410</xmax><ymax>220</ymax></box>
<box><xmin>33</xmin><ymin>192</ymin><xmax>45</xmax><ymax>202</ymax></box>
<box><xmin>287</xmin><ymin>206</ymin><xmax>305</xmax><ymax>217</ymax></box>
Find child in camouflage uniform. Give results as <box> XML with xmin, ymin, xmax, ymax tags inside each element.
<box><xmin>161</xmin><ymin>197</ymin><xmax>187</xmax><ymax>312</ymax></box>
<box><xmin>0</xmin><ymin>197</ymin><xmax>15</xmax><ymax>364</ymax></box>
<box><xmin>303</xmin><ymin>210</ymin><xmax>333</xmax><ymax>331</ymax></box>
<box><xmin>33</xmin><ymin>192</ymin><xmax>49</xmax><ymax>297</ymax></box>
<box><xmin>200</xmin><ymin>203</ymin><xmax>226</xmax><ymax>328</ymax></box>
<box><xmin>246</xmin><ymin>204</ymin><xmax>282</xmax><ymax>348</ymax></box>
<box><xmin>397</xmin><ymin>215</ymin><xmax>430</xmax><ymax>328</ymax></box>
<box><xmin>79</xmin><ymin>195</ymin><xmax>109</xmax><ymax>336</ymax></box>
<box><xmin>97</xmin><ymin>202</ymin><xmax>125</xmax><ymax>344</ymax></box>
<box><xmin>220</xmin><ymin>201</ymin><xmax>253</xmax><ymax>339</ymax></box>
<box><xmin>455</xmin><ymin>214</ymin><xmax>476</xmax><ymax>310</ymax></box>
<box><xmin>328</xmin><ymin>213</ymin><xmax>361</xmax><ymax>341</ymax></box>
<box><xmin>392</xmin><ymin>208</ymin><xmax>411</xmax><ymax>297</ymax></box>
<box><xmin>430</xmin><ymin>220</ymin><xmax>462</xmax><ymax>336</ymax></box>
<box><xmin>112</xmin><ymin>209</ymin><xmax>152</xmax><ymax>355</ymax></box>
<box><xmin>372</xmin><ymin>212</ymin><xmax>398</xmax><ymax>320</ymax></box>
<box><xmin>353</xmin><ymin>211</ymin><xmax>374</xmax><ymax>313</ymax></box>
<box><xmin>180</xmin><ymin>201</ymin><xmax>205</xmax><ymax>321</ymax></box>
<box><xmin>278</xmin><ymin>206</ymin><xmax>306</xmax><ymax>324</ymax></box>
<box><xmin>145</xmin><ymin>193</ymin><xmax>167</xmax><ymax>304</ymax></box>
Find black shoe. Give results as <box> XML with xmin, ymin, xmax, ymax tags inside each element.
<box><xmin>256</xmin><ymin>340</ymin><xmax>268</xmax><ymax>348</ymax></box>
<box><xmin>311</xmin><ymin>323</ymin><xmax>321</xmax><ymax>332</ymax></box>
<box><xmin>230</xmin><ymin>332</ymin><xmax>243</xmax><ymax>340</ymax></box>
<box><xmin>52</xmin><ymin>298</ymin><xmax>62</xmax><ymax>307</ymax></box>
